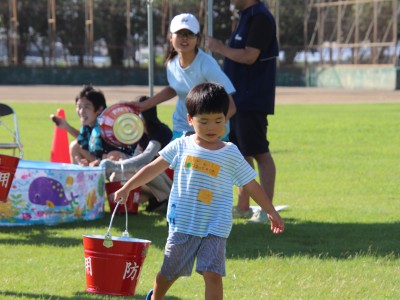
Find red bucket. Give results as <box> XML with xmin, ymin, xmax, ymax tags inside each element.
<box><xmin>105</xmin><ymin>181</ymin><xmax>140</xmax><ymax>214</ymax></box>
<box><xmin>83</xmin><ymin>203</ymin><xmax>151</xmax><ymax>296</ymax></box>
<box><xmin>0</xmin><ymin>154</ymin><xmax>20</xmax><ymax>202</ymax></box>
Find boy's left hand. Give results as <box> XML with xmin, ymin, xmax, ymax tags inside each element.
<box><xmin>268</xmin><ymin>212</ymin><xmax>285</xmax><ymax>234</ymax></box>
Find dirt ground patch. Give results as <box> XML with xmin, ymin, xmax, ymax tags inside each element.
<box><xmin>0</xmin><ymin>85</ymin><xmax>399</xmax><ymax>105</ymax></box>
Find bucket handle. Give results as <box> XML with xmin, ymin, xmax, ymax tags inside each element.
<box><xmin>103</xmin><ymin>200</ymin><xmax>130</xmax><ymax>248</ymax></box>
<box><xmin>120</xmin><ymin>162</ymin><xmax>127</xmax><ymax>185</ymax></box>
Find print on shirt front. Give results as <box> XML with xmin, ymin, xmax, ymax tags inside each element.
<box><xmin>184</xmin><ymin>155</ymin><xmax>220</xmax><ymax>205</ymax></box>
<box><xmin>184</xmin><ymin>155</ymin><xmax>220</xmax><ymax>177</ymax></box>
<box><xmin>160</xmin><ymin>136</ymin><xmax>257</xmax><ymax>238</ymax></box>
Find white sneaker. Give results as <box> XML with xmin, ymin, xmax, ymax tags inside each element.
<box><xmin>232</xmin><ymin>206</ymin><xmax>253</xmax><ymax>219</ymax></box>
<box><xmin>248</xmin><ymin>209</ymin><xmax>269</xmax><ymax>223</ymax></box>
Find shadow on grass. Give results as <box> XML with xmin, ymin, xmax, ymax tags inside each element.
<box><xmin>0</xmin><ymin>291</ymin><xmax>73</xmax><ymax>300</ymax></box>
<box><xmin>228</xmin><ymin>219</ymin><xmax>400</xmax><ymax>259</ymax></box>
<box><xmin>1</xmin><ymin>214</ymin><xmax>399</xmax><ymax>259</ymax></box>
<box><xmin>0</xmin><ymin>290</ymin><xmax>182</xmax><ymax>299</ymax></box>
<box><xmin>0</xmin><ymin>212</ymin><xmax>168</xmax><ymax>248</ymax></box>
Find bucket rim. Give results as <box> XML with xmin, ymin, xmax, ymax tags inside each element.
<box><xmin>82</xmin><ymin>234</ymin><xmax>151</xmax><ymax>244</ymax></box>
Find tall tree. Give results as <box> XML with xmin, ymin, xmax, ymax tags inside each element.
<box><xmin>57</xmin><ymin>1</ymin><xmax>86</xmax><ymax>66</ymax></box>
<box><xmin>276</xmin><ymin>0</ymin><xmax>305</xmax><ymax>64</ymax></box>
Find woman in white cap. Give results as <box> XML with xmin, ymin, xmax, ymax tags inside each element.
<box><xmin>134</xmin><ymin>13</ymin><xmax>236</xmax><ymax>141</ymax></box>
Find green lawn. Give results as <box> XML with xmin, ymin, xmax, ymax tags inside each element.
<box><xmin>0</xmin><ymin>101</ymin><xmax>399</xmax><ymax>299</ymax></box>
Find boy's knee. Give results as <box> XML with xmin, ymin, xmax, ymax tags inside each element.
<box><xmin>69</xmin><ymin>140</ymin><xmax>79</xmax><ymax>152</ymax></box>
<box><xmin>69</xmin><ymin>140</ymin><xmax>80</xmax><ymax>164</ymax></box>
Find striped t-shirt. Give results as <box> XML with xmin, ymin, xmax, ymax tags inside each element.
<box><xmin>159</xmin><ymin>135</ymin><xmax>256</xmax><ymax>238</ymax></box>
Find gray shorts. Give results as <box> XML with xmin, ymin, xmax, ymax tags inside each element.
<box><xmin>160</xmin><ymin>232</ymin><xmax>227</xmax><ymax>280</ymax></box>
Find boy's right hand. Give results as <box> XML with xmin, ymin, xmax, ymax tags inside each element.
<box><xmin>113</xmin><ymin>186</ymin><xmax>129</xmax><ymax>204</ymax></box>
<box><xmin>50</xmin><ymin>114</ymin><xmax>67</xmax><ymax>129</ymax></box>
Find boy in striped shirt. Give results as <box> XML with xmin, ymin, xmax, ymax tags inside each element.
<box><xmin>114</xmin><ymin>82</ymin><xmax>284</xmax><ymax>300</ymax></box>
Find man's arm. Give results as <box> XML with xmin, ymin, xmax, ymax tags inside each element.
<box><xmin>207</xmin><ymin>13</ymin><xmax>274</xmax><ymax>65</ymax></box>
<box><xmin>206</xmin><ymin>37</ymin><xmax>260</xmax><ymax>65</ymax></box>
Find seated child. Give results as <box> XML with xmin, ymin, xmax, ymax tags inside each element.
<box><xmin>51</xmin><ymin>85</ymin><xmax>134</xmax><ymax>166</ymax></box>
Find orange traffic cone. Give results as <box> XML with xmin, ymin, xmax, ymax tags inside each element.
<box><xmin>50</xmin><ymin>109</ymin><xmax>71</xmax><ymax>163</ymax></box>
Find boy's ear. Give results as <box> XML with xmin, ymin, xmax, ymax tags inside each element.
<box><xmin>187</xmin><ymin>114</ymin><xmax>194</xmax><ymax>126</ymax></box>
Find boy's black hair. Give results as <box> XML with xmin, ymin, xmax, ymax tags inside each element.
<box><xmin>76</xmin><ymin>85</ymin><xmax>107</xmax><ymax>112</ymax></box>
<box><xmin>186</xmin><ymin>83</ymin><xmax>229</xmax><ymax>117</ymax></box>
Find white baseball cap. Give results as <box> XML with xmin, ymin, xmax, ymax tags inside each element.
<box><xmin>170</xmin><ymin>13</ymin><xmax>200</xmax><ymax>35</ymax></box>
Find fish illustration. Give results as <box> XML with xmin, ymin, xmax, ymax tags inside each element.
<box><xmin>28</xmin><ymin>177</ymin><xmax>78</xmax><ymax>207</ymax></box>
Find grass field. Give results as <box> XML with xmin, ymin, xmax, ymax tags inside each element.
<box><xmin>0</xmin><ymin>101</ymin><xmax>399</xmax><ymax>299</ymax></box>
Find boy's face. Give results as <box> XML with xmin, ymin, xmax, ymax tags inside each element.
<box><xmin>187</xmin><ymin>112</ymin><xmax>226</xmax><ymax>143</ymax></box>
<box><xmin>76</xmin><ymin>97</ymin><xmax>102</xmax><ymax>127</ymax></box>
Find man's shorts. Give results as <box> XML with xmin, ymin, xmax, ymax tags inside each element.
<box><xmin>160</xmin><ymin>232</ymin><xmax>227</xmax><ymax>280</ymax></box>
<box><xmin>229</xmin><ymin>111</ymin><xmax>270</xmax><ymax>156</ymax></box>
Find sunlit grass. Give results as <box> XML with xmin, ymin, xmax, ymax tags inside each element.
<box><xmin>0</xmin><ymin>101</ymin><xmax>399</xmax><ymax>299</ymax></box>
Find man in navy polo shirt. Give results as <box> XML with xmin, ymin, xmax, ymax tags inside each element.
<box><xmin>207</xmin><ymin>0</ymin><xmax>279</xmax><ymax>222</ymax></box>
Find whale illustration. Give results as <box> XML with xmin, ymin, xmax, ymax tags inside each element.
<box><xmin>28</xmin><ymin>177</ymin><xmax>78</xmax><ymax>207</ymax></box>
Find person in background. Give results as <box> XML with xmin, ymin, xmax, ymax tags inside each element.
<box><xmin>206</xmin><ymin>0</ymin><xmax>279</xmax><ymax>222</ymax></box>
<box><xmin>51</xmin><ymin>85</ymin><xmax>134</xmax><ymax>166</ymax></box>
<box><xmin>132</xmin><ymin>13</ymin><xmax>236</xmax><ymax>141</ymax></box>
<box><xmin>113</xmin><ymin>83</ymin><xmax>284</xmax><ymax>300</ymax></box>
<box><xmin>101</xmin><ymin>96</ymin><xmax>173</xmax><ymax>212</ymax></box>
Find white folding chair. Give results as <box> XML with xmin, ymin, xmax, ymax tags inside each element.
<box><xmin>0</xmin><ymin>103</ymin><xmax>23</xmax><ymax>159</ymax></box>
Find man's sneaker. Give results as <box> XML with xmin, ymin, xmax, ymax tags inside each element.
<box><xmin>248</xmin><ymin>209</ymin><xmax>270</xmax><ymax>223</ymax></box>
<box><xmin>232</xmin><ymin>206</ymin><xmax>253</xmax><ymax>219</ymax></box>
<box><xmin>146</xmin><ymin>289</ymin><xmax>153</xmax><ymax>300</ymax></box>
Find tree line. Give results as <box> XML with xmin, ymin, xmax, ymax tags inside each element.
<box><xmin>0</xmin><ymin>0</ymin><xmax>315</xmax><ymax>67</ymax></box>
<box><xmin>1</xmin><ymin>0</ymin><xmax>152</xmax><ymax>66</ymax></box>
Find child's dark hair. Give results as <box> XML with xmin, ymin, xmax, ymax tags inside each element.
<box><xmin>138</xmin><ymin>96</ymin><xmax>162</xmax><ymax>137</ymax></box>
<box><xmin>186</xmin><ymin>83</ymin><xmax>229</xmax><ymax>117</ymax></box>
<box><xmin>75</xmin><ymin>85</ymin><xmax>107</xmax><ymax>112</ymax></box>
